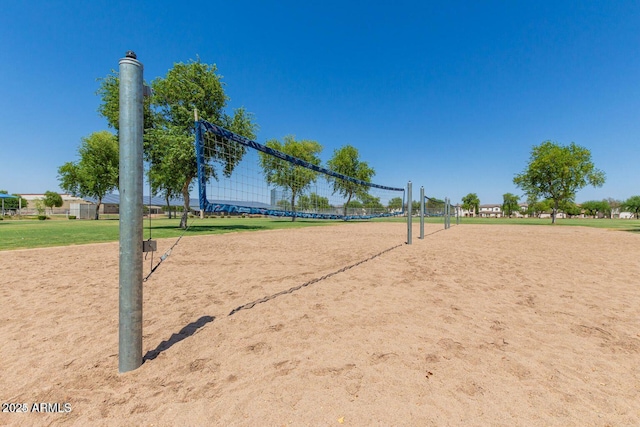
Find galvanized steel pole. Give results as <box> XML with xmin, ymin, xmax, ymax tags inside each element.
<box><xmin>444</xmin><ymin>197</ymin><xmax>448</xmax><ymax>229</ymax></box>
<box><xmin>419</xmin><ymin>186</ymin><xmax>424</xmax><ymax>239</ymax></box>
<box><xmin>119</xmin><ymin>51</ymin><xmax>144</xmax><ymax>373</ymax></box>
<box><xmin>407</xmin><ymin>181</ymin><xmax>412</xmax><ymax>244</ymax></box>
<box><xmin>444</xmin><ymin>197</ymin><xmax>449</xmax><ymax>228</ymax></box>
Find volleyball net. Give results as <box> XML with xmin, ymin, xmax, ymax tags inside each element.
<box><xmin>424</xmin><ymin>196</ymin><xmax>446</xmax><ymax>217</ymax></box>
<box><xmin>195</xmin><ymin>120</ymin><xmax>405</xmax><ymax>220</ymax></box>
<box><xmin>424</xmin><ymin>195</ymin><xmax>457</xmax><ymax>229</ymax></box>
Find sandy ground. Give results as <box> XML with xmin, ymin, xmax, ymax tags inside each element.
<box><xmin>1</xmin><ymin>222</ymin><xmax>639</xmax><ymax>426</ymax></box>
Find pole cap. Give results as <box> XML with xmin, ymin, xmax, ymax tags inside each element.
<box><xmin>125</xmin><ymin>51</ymin><xmax>137</xmax><ymax>59</ymax></box>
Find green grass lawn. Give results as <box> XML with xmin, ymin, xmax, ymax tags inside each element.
<box><xmin>1</xmin><ymin>215</ymin><xmax>638</xmax><ymax>251</ymax></box>
<box><xmin>374</xmin><ymin>215</ymin><xmax>640</xmax><ymax>231</ymax></box>
<box><xmin>454</xmin><ymin>216</ymin><xmax>640</xmax><ymax>231</ymax></box>
<box><xmin>0</xmin><ymin>216</ymin><xmax>342</xmax><ymax>251</ymax></box>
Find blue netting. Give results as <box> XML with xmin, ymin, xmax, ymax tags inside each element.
<box><xmin>195</xmin><ymin>120</ymin><xmax>405</xmax><ymax>220</ymax></box>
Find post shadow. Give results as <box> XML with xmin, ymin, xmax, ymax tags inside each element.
<box><xmin>143</xmin><ymin>315</ymin><xmax>215</xmax><ymax>362</ymax></box>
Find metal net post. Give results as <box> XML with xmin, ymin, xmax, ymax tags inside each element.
<box><xmin>407</xmin><ymin>181</ymin><xmax>412</xmax><ymax>244</ymax></box>
<box><xmin>119</xmin><ymin>51</ymin><xmax>144</xmax><ymax>373</ymax></box>
<box><xmin>419</xmin><ymin>186</ymin><xmax>424</xmax><ymax>239</ymax></box>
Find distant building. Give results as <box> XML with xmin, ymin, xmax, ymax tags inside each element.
<box><xmin>478</xmin><ymin>204</ymin><xmax>502</xmax><ymax>218</ymax></box>
<box><xmin>19</xmin><ymin>193</ymin><xmax>90</xmax><ymax>215</ymax></box>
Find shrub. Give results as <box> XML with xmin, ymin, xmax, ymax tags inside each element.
<box><xmin>38</xmin><ymin>215</ymin><xmax>47</xmax><ymax>221</ymax></box>
<box><xmin>68</xmin><ymin>215</ymin><xmax>76</xmax><ymax>220</ymax></box>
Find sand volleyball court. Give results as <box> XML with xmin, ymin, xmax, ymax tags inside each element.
<box><xmin>1</xmin><ymin>222</ymin><xmax>639</xmax><ymax>426</ymax></box>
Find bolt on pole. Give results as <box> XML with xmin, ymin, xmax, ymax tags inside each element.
<box><xmin>119</xmin><ymin>51</ymin><xmax>144</xmax><ymax>373</ymax></box>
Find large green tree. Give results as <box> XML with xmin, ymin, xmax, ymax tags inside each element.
<box><xmin>514</xmin><ymin>141</ymin><xmax>605</xmax><ymax>224</ymax></box>
<box><xmin>622</xmin><ymin>195</ymin><xmax>640</xmax><ymax>219</ymax></box>
<box><xmin>502</xmin><ymin>193</ymin><xmax>520</xmax><ymax>218</ymax></box>
<box><xmin>153</xmin><ymin>61</ymin><xmax>257</xmax><ymax>228</ymax></box>
<box><xmin>96</xmin><ymin>72</ymin><xmax>156</xmax><ymax>131</ymax></box>
<box><xmin>98</xmin><ymin>59</ymin><xmax>257</xmax><ymax>228</ymax></box>
<box><xmin>58</xmin><ymin>131</ymin><xmax>119</xmax><ymax>219</ymax></box>
<box><xmin>326</xmin><ymin>145</ymin><xmax>375</xmax><ymax>217</ymax></box>
<box><xmin>43</xmin><ymin>191</ymin><xmax>63</xmax><ymax>215</ymax></box>
<box><xmin>259</xmin><ymin>136</ymin><xmax>322</xmax><ymax>221</ymax></box>
<box><xmin>461</xmin><ymin>193</ymin><xmax>480</xmax><ymax>216</ymax></box>
<box><xmin>143</xmin><ymin>126</ymin><xmax>195</xmax><ymax>224</ymax></box>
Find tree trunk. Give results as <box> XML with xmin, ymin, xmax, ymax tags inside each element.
<box><xmin>552</xmin><ymin>200</ymin><xmax>559</xmax><ymax>224</ymax></box>
<box><xmin>290</xmin><ymin>191</ymin><xmax>296</xmax><ymax>222</ymax></box>
<box><xmin>180</xmin><ymin>181</ymin><xmax>191</xmax><ymax>229</ymax></box>
<box><xmin>165</xmin><ymin>195</ymin><xmax>171</xmax><ymax>219</ymax></box>
<box><xmin>95</xmin><ymin>198</ymin><xmax>101</xmax><ymax>220</ymax></box>
<box><xmin>344</xmin><ymin>193</ymin><xmax>353</xmax><ymax>217</ymax></box>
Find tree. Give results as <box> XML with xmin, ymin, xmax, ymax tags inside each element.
<box><xmin>326</xmin><ymin>145</ymin><xmax>375</xmax><ymax>217</ymax></box>
<box><xmin>502</xmin><ymin>193</ymin><xmax>520</xmax><ymax>218</ymax></box>
<box><xmin>561</xmin><ymin>200</ymin><xmax>582</xmax><ymax>218</ymax></box>
<box><xmin>514</xmin><ymin>141</ymin><xmax>605</xmax><ymax>224</ymax></box>
<box><xmin>297</xmin><ymin>193</ymin><xmax>330</xmax><ymax>211</ymax></box>
<box><xmin>606</xmin><ymin>198</ymin><xmax>622</xmax><ymax>219</ymax></box>
<box><xmin>43</xmin><ymin>191</ymin><xmax>63</xmax><ymax>215</ymax></box>
<box><xmin>310</xmin><ymin>193</ymin><xmax>331</xmax><ymax>211</ymax></box>
<box><xmin>581</xmin><ymin>200</ymin><xmax>610</xmax><ymax>218</ymax></box>
<box><xmin>426</xmin><ymin>197</ymin><xmax>445</xmax><ymax>210</ymax></box>
<box><xmin>259</xmin><ymin>136</ymin><xmax>322</xmax><ymax>221</ymax></box>
<box><xmin>144</xmin><ymin>126</ymin><xmax>195</xmax><ymax>225</ymax></box>
<box><xmin>388</xmin><ymin>197</ymin><xmax>403</xmax><ymax>211</ymax></box>
<box><xmin>461</xmin><ymin>193</ymin><xmax>480</xmax><ymax>216</ymax></box>
<box><xmin>622</xmin><ymin>195</ymin><xmax>640</xmax><ymax>219</ymax></box>
<box><xmin>154</xmin><ymin>61</ymin><xmax>257</xmax><ymax>228</ymax></box>
<box><xmin>600</xmin><ymin>199</ymin><xmax>612</xmax><ymax>218</ymax></box>
<box><xmin>531</xmin><ymin>199</ymin><xmax>553</xmax><ymax>217</ymax></box>
<box><xmin>34</xmin><ymin>200</ymin><xmax>46</xmax><ymax>217</ymax></box>
<box><xmin>277</xmin><ymin>199</ymin><xmax>292</xmax><ymax>211</ymax></box>
<box><xmin>96</xmin><ymin>72</ymin><xmax>156</xmax><ymax>132</ymax></box>
<box><xmin>359</xmin><ymin>193</ymin><xmax>384</xmax><ymax>213</ymax></box>
<box><xmin>58</xmin><ymin>131</ymin><xmax>119</xmax><ymax>219</ymax></box>
<box><xmin>98</xmin><ymin>59</ymin><xmax>257</xmax><ymax>229</ymax></box>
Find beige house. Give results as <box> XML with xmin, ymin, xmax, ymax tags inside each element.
<box><xmin>459</xmin><ymin>203</ymin><xmax>529</xmax><ymax>218</ymax></box>
<box><xmin>478</xmin><ymin>204</ymin><xmax>502</xmax><ymax>218</ymax></box>
<box><xmin>19</xmin><ymin>193</ymin><xmax>91</xmax><ymax>215</ymax></box>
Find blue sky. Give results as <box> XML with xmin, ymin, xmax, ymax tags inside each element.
<box><xmin>1</xmin><ymin>1</ymin><xmax>638</xmax><ymax>204</ymax></box>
